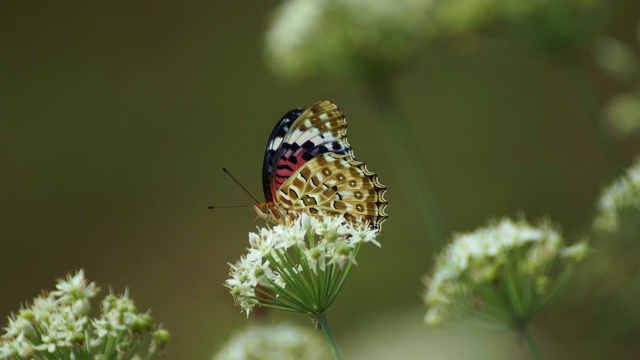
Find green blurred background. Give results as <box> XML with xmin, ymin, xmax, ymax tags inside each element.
<box><xmin>2</xmin><ymin>1</ymin><xmax>640</xmax><ymax>359</ymax></box>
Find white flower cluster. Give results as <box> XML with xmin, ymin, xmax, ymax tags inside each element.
<box><xmin>0</xmin><ymin>270</ymin><xmax>169</xmax><ymax>360</ymax></box>
<box><xmin>213</xmin><ymin>323</ymin><xmax>332</xmax><ymax>360</ymax></box>
<box><xmin>226</xmin><ymin>214</ymin><xmax>380</xmax><ymax>316</ymax></box>
<box><xmin>423</xmin><ymin>218</ymin><xmax>588</xmax><ymax>326</ymax></box>
<box><xmin>594</xmin><ymin>157</ymin><xmax>640</xmax><ymax>235</ymax></box>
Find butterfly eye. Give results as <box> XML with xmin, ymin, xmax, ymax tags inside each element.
<box><xmin>354</xmin><ymin>191</ymin><xmax>363</xmax><ymax>199</ymax></box>
<box><xmin>356</xmin><ymin>204</ymin><xmax>365</xmax><ymax>212</ymax></box>
<box><xmin>337</xmin><ymin>174</ymin><xmax>345</xmax><ymax>181</ymax></box>
<box><xmin>349</xmin><ymin>180</ymin><xmax>357</xmax><ymax>187</ymax></box>
<box><xmin>322</xmin><ymin>168</ymin><xmax>332</xmax><ymax>176</ymax></box>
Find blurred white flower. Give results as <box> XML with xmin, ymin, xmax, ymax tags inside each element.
<box><xmin>213</xmin><ymin>323</ymin><xmax>332</xmax><ymax>360</ymax></box>
<box><xmin>264</xmin><ymin>0</ymin><xmax>434</xmax><ymax>81</ymax></box>
<box><xmin>594</xmin><ymin>38</ymin><xmax>640</xmax><ymax>83</ymax></box>
<box><xmin>423</xmin><ymin>218</ymin><xmax>587</xmax><ymax>327</ymax></box>
<box><xmin>593</xmin><ymin>157</ymin><xmax>640</xmax><ymax>236</ymax></box>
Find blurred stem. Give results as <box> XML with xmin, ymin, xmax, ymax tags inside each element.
<box><xmin>563</xmin><ymin>58</ymin><xmax>621</xmax><ymax>174</ymax></box>
<box><xmin>316</xmin><ymin>314</ymin><xmax>343</xmax><ymax>360</ymax></box>
<box><xmin>366</xmin><ymin>76</ymin><xmax>448</xmax><ymax>244</ymax></box>
<box><xmin>515</xmin><ymin>324</ymin><xmax>543</xmax><ymax>360</ymax></box>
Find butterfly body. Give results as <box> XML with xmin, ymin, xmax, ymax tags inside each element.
<box><xmin>254</xmin><ymin>101</ymin><xmax>387</xmax><ymax>230</ymax></box>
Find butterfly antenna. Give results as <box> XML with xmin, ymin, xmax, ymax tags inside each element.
<box><xmin>207</xmin><ymin>205</ymin><xmax>251</xmax><ymax>209</ymax></box>
<box><xmin>221</xmin><ymin>167</ymin><xmax>261</xmax><ymax>204</ymax></box>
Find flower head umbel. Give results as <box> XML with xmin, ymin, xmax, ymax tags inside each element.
<box><xmin>593</xmin><ymin>157</ymin><xmax>640</xmax><ymax>239</ymax></box>
<box><xmin>423</xmin><ymin>218</ymin><xmax>588</xmax><ymax>328</ymax></box>
<box><xmin>213</xmin><ymin>323</ymin><xmax>332</xmax><ymax>360</ymax></box>
<box><xmin>0</xmin><ymin>270</ymin><xmax>169</xmax><ymax>360</ymax></box>
<box><xmin>225</xmin><ymin>214</ymin><xmax>380</xmax><ymax>323</ymax></box>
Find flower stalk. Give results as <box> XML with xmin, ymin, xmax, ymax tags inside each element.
<box><xmin>515</xmin><ymin>324</ymin><xmax>543</xmax><ymax>360</ymax></box>
<box><xmin>317</xmin><ymin>314</ymin><xmax>342</xmax><ymax>360</ymax></box>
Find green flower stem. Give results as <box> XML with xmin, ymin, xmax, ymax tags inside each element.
<box><xmin>367</xmin><ymin>76</ymin><xmax>448</xmax><ymax>244</ymax></box>
<box><xmin>516</xmin><ymin>324</ymin><xmax>543</xmax><ymax>360</ymax></box>
<box><xmin>317</xmin><ymin>314</ymin><xmax>343</xmax><ymax>360</ymax></box>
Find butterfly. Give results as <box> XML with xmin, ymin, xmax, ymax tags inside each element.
<box><xmin>253</xmin><ymin>101</ymin><xmax>388</xmax><ymax>231</ymax></box>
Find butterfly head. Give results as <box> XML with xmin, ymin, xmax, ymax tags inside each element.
<box><xmin>253</xmin><ymin>202</ymin><xmax>289</xmax><ymax>225</ymax></box>
<box><xmin>253</xmin><ymin>202</ymin><xmax>270</xmax><ymax>220</ymax></box>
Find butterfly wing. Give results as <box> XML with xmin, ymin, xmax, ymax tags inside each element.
<box><xmin>262</xmin><ymin>108</ymin><xmax>304</xmax><ymax>203</ymax></box>
<box><xmin>262</xmin><ymin>101</ymin><xmax>353</xmax><ymax>203</ymax></box>
<box><xmin>275</xmin><ymin>153</ymin><xmax>388</xmax><ymax>230</ymax></box>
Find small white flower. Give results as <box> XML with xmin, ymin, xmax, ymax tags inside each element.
<box><xmin>92</xmin><ymin>315</ymin><xmax>120</xmax><ymax>339</ymax></box>
<box><xmin>349</xmin><ymin>226</ymin><xmax>381</xmax><ymax>247</ymax></box>
<box><xmin>326</xmin><ymin>240</ymin><xmax>356</xmax><ymax>268</ymax></box>
<box><xmin>34</xmin><ymin>327</ymin><xmax>67</xmax><ymax>353</ymax></box>
<box><xmin>299</xmin><ymin>212</ymin><xmax>316</xmax><ymax>231</ymax></box>
<box><xmin>3</xmin><ymin>310</ymin><xmax>34</xmax><ymax>342</ymax></box>
<box><xmin>248</xmin><ymin>232</ymin><xmax>262</xmax><ymax>248</ymax></box>
<box><xmin>32</xmin><ymin>295</ymin><xmax>57</xmax><ymax>324</ymax></box>
<box><xmin>282</xmin><ymin>225</ymin><xmax>307</xmax><ymax>249</ymax></box>
<box><xmin>51</xmin><ymin>270</ymin><xmax>99</xmax><ymax>306</ymax></box>
<box><xmin>0</xmin><ymin>340</ymin><xmax>20</xmax><ymax>359</ymax></box>
<box><xmin>253</xmin><ymin>228</ymin><xmax>289</xmax><ymax>260</ymax></box>
<box><xmin>561</xmin><ymin>241</ymin><xmax>589</xmax><ymax>262</ymax></box>
<box><xmin>250</xmin><ymin>259</ymin><xmax>278</xmax><ymax>287</ymax></box>
<box><xmin>303</xmin><ymin>246</ymin><xmax>327</xmax><ymax>275</ymax></box>
<box><xmin>0</xmin><ymin>338</ymin><xmax>34</xmax><ymax>359</ymax></box>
